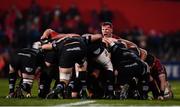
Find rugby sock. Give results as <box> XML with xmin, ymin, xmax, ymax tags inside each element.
<box><xmin>38</xmin><ymin>72</ymin><xmax>52</xmax><ymax>98</ymax></box>
<box><xmin>56</xmin><ymin>82</ymin><xmax>65</xmax><ymax>92</ymax></box>
<box><xmin>88</xmin><ymin>74</ymin><xmax>99</xmax><ymax>90</ymax></box>
<box><xmin>8</xmin><ymin>72</ymin><xmax>17</xmax><ymax>93</ymax></box>
<box><xmin>106</xmin><ymin>70</ymin><xmax>114</xmax><ymax>92</ymax></box>
<box><xmin>78</xmin><ymin>71</ymin><xmax>87</xmax><ymax>90</ymax></box>
<box><xmin>65</xmin><ymin>80</ymin><xmax>75</xmax><ymax>98</ymax></box>
<box><xmin>149</xmin><ymin>80</ymin><xmax>160</xmax><ymax>98</ymax></box>
<box><xmin>68</xmin><ymin>81</ymin><xmax>75</xmax><ymax>90</ymax></box>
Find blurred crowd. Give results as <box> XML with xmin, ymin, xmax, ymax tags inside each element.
<box><xmin>0</xmin><ymin>1</ymin><xmax>180</xmax><ymax>77</ymax></box>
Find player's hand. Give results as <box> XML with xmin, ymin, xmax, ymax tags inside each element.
<box><xmin>103</xmin><ymin>37</ymin><xmax>117</xmax><ymax>44</ymax></box>
<box><xmin>102</xmin><ymin>37</ymin><xmax>112</xmax><ymax>47</ymax></box>
<box><xmin>102</xmin><ymin>37</ymin><xmax>111</xmax><ymax>44</ymax></box>
<box><xmin>41</xmin><ymin>29</ymin><xmax>52</xmax><ymax>40</ymax></box>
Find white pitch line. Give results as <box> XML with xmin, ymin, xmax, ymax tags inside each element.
<box><xmin>54</xmin><ymin>100</ymin><xmax>96</xmax><ymax>107</ymax></box>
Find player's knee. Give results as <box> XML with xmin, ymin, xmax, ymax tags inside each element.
<box><xmin>60</xmin><ymin>72</ymin><xmax>72</xmax><ymax>81</ymax></box>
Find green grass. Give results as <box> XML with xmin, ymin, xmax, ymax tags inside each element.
<box><xmin>0</xmin><ymin>79</ymin><xmax>180</xmax><ymax>106</ymax></box>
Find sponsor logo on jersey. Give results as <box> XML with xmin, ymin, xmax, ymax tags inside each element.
<box><xmin>124</xmin><ymin>62</ymin><xmax>138</xmax><ymax>68</ymax></box>
<box><xmin>18</xmin><ymin>53</ymin><xmax>31</xmax><ymax>57</ymax></box>
<box><xmin>25</xmin><ymin>67</ymin><xmax>33</xmax><ymax>73</ymax></box>
<box><xmin>66</xmin><ymin>47</ymin><xmax>81</xmax><ymax>51</ymax></box>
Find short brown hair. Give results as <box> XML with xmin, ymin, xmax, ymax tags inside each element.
<box><xmin>101</xmin><ymin>22</ymin><xmax>113</xmax><ymax>28</ymax></box>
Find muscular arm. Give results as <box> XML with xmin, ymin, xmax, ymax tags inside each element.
<box><xmin>41</xmin><ymin>43</ymin><xmax>53</xmax><ymax>50</ymax></box>
<box><xmin>139</xmin><ymin>48</ymin><xmax>148</xmax><ymax>61</ymax></box>
<box><xmin>90</xmin><ymin>34</ymin><xmax>103</xmax><ymax>42</ymax></box>
<box><xmin>118</xmin><ymin>38</ymin><xmax>142</xmax><ymax>57</ymax></box>
<box><xmin>41</xmin><ymin>29</ymin><xmax>80</xmax><ymax>40</ymax></box>
<box><xmin>159</xmin><ymin>73</ymin><xmax>166</xmax><ymax>95</ymax></box>
<box><xmin>119</xmin><ymin>38</ymin><xmax>138</xmax><ymax>48</ymax></box>
<box><xmin>52</xmin><ymin>33</ymin><xmax>80</xmax><ymax>40</ymax></box>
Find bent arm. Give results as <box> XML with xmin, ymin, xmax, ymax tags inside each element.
<box><xmin>119</xmin><ymin>38</ymin><xmax>138</xmax><ymax>48</ymax></box>
<box><xmin>90</xmin><ymin>34</ymin><xmax>103</xmax><ymax>42</ymax></box>
<box><xmin>41</xmin><ymin>28</ymin><xmax>80</xmax><ymax>40</ymax></box>
<box><xmin>41</xmin><ymin>43</ymin><xmax>53</xmax><ymax>50</ymax></box>
<box><xmin>159</xmin><ymin>73</ymin><xmax>166</xmax><ymax>95</ymax></box>
<box><xmin>139</xmin><ymin>48</ymin><xmax>148</xmax><ymax>61</ymax></box>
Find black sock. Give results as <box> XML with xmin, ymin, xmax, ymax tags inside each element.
<box><xmin>88</xmin><ymin>74</ymin><xmax>98</xmax><ymax>90</ymax></box>
<box><xmin>68</xmin><ymin>81</ymin><xmax>75</xmax><ymax>90</ymax></box>
<box><xmin>106</xmin><ymin>70</ymin><xmax>114</xmax><ymax>92</ymax></box>
<box><xmin>56</xmin><ymin>82</ymin><xmax>65</xmax><ymax>91</ymax></box>
<box><xmin>43</xmin><ymin>65</ymin><xmax>54</xmax><ymax>78</ymax></box>
<box><xmin>8</xmin><ymin>72</ymin><xmax>17</xmax><ymax>93</ymax></box>
<box><xmin>78</xmin><ymin>71</ymin><xmax>87</xmax><ymax>90</ymax></box>
<box><xmin>149</xmin><ymin>80</ymin><xmax>160</xmax><ymax>98</ymax></box>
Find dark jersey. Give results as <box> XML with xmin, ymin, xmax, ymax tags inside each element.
<box><xmin>81</xmin><ymin>34</ymin><xmax>106</xmax><ymax>58</ymax></box>
<box><xmin>109</xmin><ymin>43</ymin><xmax>140</xmax><ymax>69</ymax></box>
<box><xmin>9</xmin><ymin>48</ymin><xmax>44</xmax><ymax>75</ymax></box>
<box><xmin>52</xmin><ymin>36</ymin><xmax>105</xmax><ymax>58</ymax></box>
<box><xmin>86</xmin><ymin>40</ymin><xmax>105</xmax><ymax>58</ymax></box>
<box><xmin>115</xmin><ymin>39</ymin><xmax>141</xmax><ymax>58</ymax></box>
<box><xmin>52</xmin><ymin>37</ymin><xmax>86</xmax><ymax>52</ymax></box>
<box><xmin>51</xmin><ymin>35</ymin><xmax>107</xmax><ymax>67</ymax></box>
<box><xmin>52</xmin><ymin>37</ymin><xmax>87</xmax><ymax>67</ymax></box>
<box><xmin>109</xmin><ymin>43</ymin><xmax>149</xmax><ymax>87</ymax></box>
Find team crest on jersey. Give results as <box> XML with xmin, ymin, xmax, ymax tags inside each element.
<box><xmin>25</xmin><ymin>67</ymin><xmax>33</xmax><ymax>73</ymax></box>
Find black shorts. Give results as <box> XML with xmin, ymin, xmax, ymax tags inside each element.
<box><xmin>57</xmin><ymin>38</ymin><xmax>87</xmax><ymax>68</ymax></box>
<box><xmin>44</xmin><ymin>50</ymin><xmax>57</xmax><ymax>64</ymax></box>
<box><xmin>116</xmin><ymin>60</ymin><xmax>146</xmax><ymax>85</ymax></box>
<box><xmin>10</xmin><ymin>52</ymin><xmax>38</xmax><ymax>75</ymax></box>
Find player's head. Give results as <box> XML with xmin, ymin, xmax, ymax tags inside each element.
<box><xmin>101</xmin><ymin>22</ymin><xmax>113</xmax><ymax>37</ymax></box>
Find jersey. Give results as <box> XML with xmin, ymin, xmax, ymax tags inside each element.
<box><xmin>86</xmin><ymin>40</ymin><xmax>105</xmax><ymax>58</ymax></box>
<box><xmin>150</xmin><ymin>58</ymin><xmax>167</xmax><ymax>81</ymax></box>
<box><xmin>109</xmin><ymin>43</ymin><xmax>140</xmax><ymax>69</ymax></box>
<box><xmin>109</xmin><ymin>42</ymin><xmax>148</xmax><ymax>85</ymax></box>
<box><xmin>9</xmin><ymin>48</ymin><xmax>44</xmax><ymax>75</ymax></box>
<box><xmin>81</xmin><ymin>34</ymin><xmax>105</xmax><ymax>58</ymax></box>
<box><xmin>52</xmin><ymin>37</ymin><xmax>87</xmax><ymax>68</ymax></box>
<box><xmin>81</xmin><ymin>35</ymin><xmax>113</xmax><ymax>71</ymax></box>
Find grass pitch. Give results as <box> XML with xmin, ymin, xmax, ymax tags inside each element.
<box><xmin>0</xmin><ymin>79</ymin><xmax>180</xmax><ymax>106</ymax></box>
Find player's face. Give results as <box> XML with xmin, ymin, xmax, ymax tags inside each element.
<box><xmin>101</xmin><ymin>25</ymin><xmax>113</xmax><ymax>37</ymax></box>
